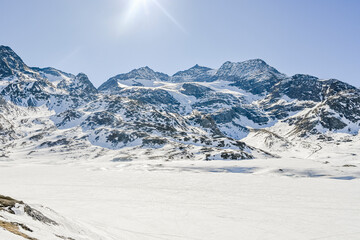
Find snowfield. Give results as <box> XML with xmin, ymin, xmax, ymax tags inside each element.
<box><xmin>0</xmin><ymin>158</ymin><xmax>359</xmax><ymax>240</ymax></box>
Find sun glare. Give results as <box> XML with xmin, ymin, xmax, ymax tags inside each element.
<box><xmin>120</xmin><ymin>0</ymin><xmax>186</xmax><ymax>33</ymax></box>
<box><xmin>123</xmin><ymin>0</ymin><xmax>145</xmax><ymax>22</ymax></box>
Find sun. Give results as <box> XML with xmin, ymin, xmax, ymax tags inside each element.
<box><xmin>120</xmin><ymin>0</ymin><xmax>186</xmax><ymax>33</ymax></box>
<box><xmin>122</xmin><ymin>0</ymin><xmax>149</xmax><ymax>23</ymax></box>
<box><xmin>135</xmin><ymin>0</ymin><xmax>149</xmax><ymax>8</ymax></box>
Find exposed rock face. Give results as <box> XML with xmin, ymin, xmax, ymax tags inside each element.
<box><xmin>0</xmin><ymin>195</ymin><xmax>57</xmax><ymax>225</ymax></box>
<box><xmin>172</xmin><ymin>64</ymin><xmax>215</xmax><ymax>82</ymax></box>
<box><xmin>0</xmin><ymin>46</ymin><xmax>32</xmax><ymax>78</ymax></box>
<box><xmin>31</xmin><ymin>67</ymin><xmax>75</xmax><ymax>84</ymax></box>
<box><xmin>215</xmin><ymin>59</ymin><xmax>286</xmax><ymax>95</ymax></box>
<box><xmin>215</xmin><ymin>59</ymin><xmax>281</xmax><ymax>79</ymax></box>
<box><xmin>1</xmin><ymin>79</ymin><xmax>54</xmax><ymax>106</ymax></box>
<box><xmin>181</xmin><ymin>83</ymin><xmax>213</xmax><ymax>98</ymax></box>
<box><xmin>0</xmin><ymin>194</ymin><xmax>105</xmax><ymax>239</ymax></box>
<box><xmin>58</xmin><ymin>73</ymin><xmax>98</xmax><ymax>97</ymax></box>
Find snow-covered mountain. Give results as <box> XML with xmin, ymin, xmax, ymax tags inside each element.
<box><xmin>1</xmin><ymin>45</ymin><xmax>359</xmax><ymax>162</ymax></box>
<box><xmin>171</xmin><ymin>64</ymin><xmax>216</xmax><ymax>82</ymax></box>
<box><xmin>98</xmin><ymin>66</ymin><xmax>170</xmax><ymax>91</ymax></box>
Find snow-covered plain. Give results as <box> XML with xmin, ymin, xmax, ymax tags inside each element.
<box><xmin>0</xmin><ymin>155</ymin><xmax>359</xmax><ymax>240</ymax></box>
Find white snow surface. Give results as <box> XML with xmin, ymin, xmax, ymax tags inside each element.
<box><xmin>0</xmin><ymin>146</ymin><xmax>359</xmax><ymax>240</ymax></box>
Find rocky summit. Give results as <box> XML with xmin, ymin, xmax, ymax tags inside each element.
<box><xmin>0</xmin><ymin>45</ymin><xmax>359</xmax><ymax>161</ymax></box>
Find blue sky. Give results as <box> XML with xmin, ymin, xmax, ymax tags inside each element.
<box><xmin>1</xmin><ymin>0</ymin><xmax>359</xmax><ymax>87</ymax></box>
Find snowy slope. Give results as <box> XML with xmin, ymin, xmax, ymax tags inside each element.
<box><xmin>0</xmin><ymin>194</ymin><xmax>114</xmax><ymax>240</ymax></box>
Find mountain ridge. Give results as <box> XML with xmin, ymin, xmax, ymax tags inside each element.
<box><xmin>0</xmin><ymin>45</ymin><xmax>359</xmax><ymax>162</ymax></box>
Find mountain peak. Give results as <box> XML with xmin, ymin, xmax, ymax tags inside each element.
<box><xmin>244</xmin><ymin>58</ymin><xmax>267</xmax><ymax>65</ymax></box>
<box><xmin>129</xmin><ymin>66</ymin><xmax>155</xmax><ymax>76</ymax></box>
<box><xmin>0</xmin><ymin>45</ymin><xmax>13</xmax><ymax>51</ymax></box>
<box><xmin>123</xmin><ymin>66</ymin><xmax>169</xmax><ymax>82</ymax></box>
<box><xmin>190</xmin><ymin>64</ymin><xmax>204</xmax><ymax>69</ymax></box>
<box><xmin>189</xmin><ymin>64</ymin><xmax>212</xmax><ymax>71</ymax></box>
<box><xmin>0</xmin><ymin>45</ymin><xmax>30</xmax><ymax>78</ymax></box>
<box><xmin>171</xmin><ymin>64</ymin><xmax>215</xmax><ymax>82</ymax></box>
<box><xmin>98</xmin><ymin>66</ymin><xmax>170</xmax><ymax>91</ymax></box>
<box><xmin>141</xmin><ymin>66</ymin><xmax>151</xmax><ymax>70</ymax></box>
<box><xmin>0</xmin><ymin>46</ymin><xmax>23</xmax><ymax>61</ymax></box>
<box><xmin>216</xmin><ymin>59</ymin><xmax>280</xmax><ymax>78</ymax></box>
<box><xmin>221</xmin><ymin>59</ymin><xmax>269</xmax><ymax>68</ymax></box>
<box><xmin>75</xmin><ymin>72</ymin><xmax>88</xmax><ymax>79</ymax></box>
<box><xmin>57</xmin><ymin>72</ymin><xmax>97</xmax><ymax>96</ymax></box>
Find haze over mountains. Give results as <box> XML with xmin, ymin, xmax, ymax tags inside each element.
<box><xmin>0</xmin><ymin>45</ymin><xmax>359</xmax><ymax>163</ymax></box>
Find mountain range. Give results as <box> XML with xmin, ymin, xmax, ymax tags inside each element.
<box><xmin>1</xmin><ymin>45</ymin><xmax>359</xmax><ymax>162</ymax></box>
